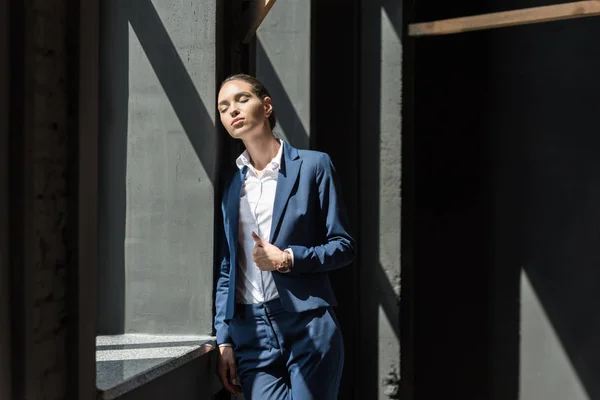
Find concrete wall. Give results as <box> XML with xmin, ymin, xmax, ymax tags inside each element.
<box><xmin>360</xmin><ymin>1</ymin><xmax>403</xmax><ymax>399</ymax></box>
<box><xmin>27</xmin><ymin>2</ymin><xmax>70</xmax><ymax>397</ymax></box>
<box><xmin>474</xmin><ymin>13</ymin><xmax>600</xmax><ymax>400</ymax></box>
<box><xmin>255</xmin><ymin>0</ymin><xmax>310</xmax><ymax>149</ymax></box>
<box><xmin>413</xmin><ymin>1</ymin><xmax>600</xmax><ymax>399</ymax></box>
<box><xmin>493</xmin><ymin>18</ymin><xmax>600</xmax><ymax>400</ymax></box>
<box><xmin>98</xmin><ymin>0</ymin><xmax>218</xmax><ymax>335</ymax></box>
<box><xmin>5</xmin><ymin>0</ymin><xmax>73</xmax><ymax>397</ymax></box>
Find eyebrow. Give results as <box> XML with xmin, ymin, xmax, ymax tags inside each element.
<box><xmin>218</xmin><ymin>91</ymin><xmax>253</xmax><ymax>107</ymax></box>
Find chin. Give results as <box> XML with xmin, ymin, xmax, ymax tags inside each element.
<box><xmin>229</xmin><ymin>129</ymin><xmax>248</xmax><ymax>139</ymax></box>
<box><xmin>230</xmin><ymin>126</ymin><xmax>260</xmax><ymax>140</ymax></box>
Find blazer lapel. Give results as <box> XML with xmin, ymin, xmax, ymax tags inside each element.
<box><xmin>270</xmin><ymin>143</ymin><xmax>302</xmax><ymax>243</ymax></box>
<box><xmin>226</xmin><ymin>166</ymin><xmax>246</xmax><ymax>259</ymax></box>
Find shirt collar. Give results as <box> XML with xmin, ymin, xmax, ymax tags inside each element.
<box><xmin>236</xmin><ymin>139</ymin><xmax>284</xmax><ymax>172</ymax></box>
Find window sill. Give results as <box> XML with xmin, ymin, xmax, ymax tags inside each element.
<box><xmin>96</xmin><ymin>334</ymin><xmax>218</xmax><ymax>400</ymax></box>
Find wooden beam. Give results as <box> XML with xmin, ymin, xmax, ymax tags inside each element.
<box><xmin>409</xmin><ymin>1</ymin><xmax>600</xmax><ymax>37</ymax></box>
<box><xmin>242</xmin><ymin>0</ymin><xmax>277</xmax><ymax>43</ymax></box>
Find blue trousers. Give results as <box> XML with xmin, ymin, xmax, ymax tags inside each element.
<box><xmin>230</xmin><ymin>299</ymin><xmax>344</xmax><ymax>400</ymax></box>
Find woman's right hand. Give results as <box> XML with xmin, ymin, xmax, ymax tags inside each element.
<box><xmin>217</xmin><ymin>346</ymin><xmax>242</xmax><ymax>395</ymax></box>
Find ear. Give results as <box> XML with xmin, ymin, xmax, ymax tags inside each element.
<box><xmin>263</xmin><ymin>96</ymin><xmax>273</xmax><ymax>117</ymax></box>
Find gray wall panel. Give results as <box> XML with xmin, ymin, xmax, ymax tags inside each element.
<box><xmin>99</xmin><ymin>0</ymin><xmax>217</xmax><ymax>335</ymax></box>
<box><xmin>256</xmin><ymin>0</ymin><xmax>310</xmax><ymax>149</ymax></box>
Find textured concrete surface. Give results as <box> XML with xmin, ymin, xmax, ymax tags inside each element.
<box><xmin>98</xmin><ymin>0</ymin><xmax>217</xmax><ymax>335</ymax></box>
<box><xmin>256</xmin><ymin>0</ymin><xmax>310</xmax><ymax>149</ymax></box>
<box><xmin>96</xmin><ymin>334</ymin><xmax>216</xmax><ymax>399</ymax></box>
<box><xmin>377</xmin><ymin>6</ymin><xmax>402</xmax><ymax>399</ymax></box>
<box><xmin>6</xmin><ymin>0</ymin><xmax>80</xmax><ymax>397</ymax></box>
<box><xmin>360</xmin><ymin>2</ymin><xmax>403</xmax><ymax>399</ymax></box>
<box><xmin>96</xmin><ymin>334</ymin><xmax>214</xmax><ymax>347</ymax></box>
<box><xmin>25</xmin><ymin>0</ymin><xmax>69</xmax><ymax>398</ymax></box>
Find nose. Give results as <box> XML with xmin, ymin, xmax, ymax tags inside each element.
<box><xmin>229</xmin><ymin>108</ymin><xmax>239</xmax><ymax>118</ymax></box>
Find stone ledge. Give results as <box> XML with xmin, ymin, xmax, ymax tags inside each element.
<box><xmin>96</xmin><ymin>334</ymin><xmax>217</xmax><ymax>400</ymax></box>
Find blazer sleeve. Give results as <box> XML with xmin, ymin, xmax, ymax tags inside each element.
<box><xmin>288</xmin><ymin>154</ymin><xmax>356</xmax><ymax>274</ymax></box>
<box><xmin>214</xmin><ymin>198</ymin><xmax>232</xmax><ymax>345</ymax></box>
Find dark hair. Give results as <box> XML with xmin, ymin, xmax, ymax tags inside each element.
<box><xmin>220</xmin><ymin>74</ymin><xmax>277</xmax><ymax>130</ymax></box>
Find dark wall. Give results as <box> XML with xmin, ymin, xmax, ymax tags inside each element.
<box><xmin>487</xmin><ymin>15</ymin><xmax>600</xmax><ymax>400</ymax></box>
<box><xmin>0</xmin><ymin>0</ymin><xmax>9</xmax><ymax>396</ymax></box>
<box><xmin>5</xmin><ymin>0</ymin><xmax>78</xmax><ymax>398</ymax></box>
<box><xmin>310</xmin><ymin>1</ymin><xmax>361</xmax><ymax>398</ymax></box>
<box><xmin>413</xmin><ymin>1</ymin><xmax>600</xmax><ymax>398</ymax></box>
<box><xmin>414</xmin><ymin>28</ymin><xmax>493</xmax><ymax>400</ymax></box>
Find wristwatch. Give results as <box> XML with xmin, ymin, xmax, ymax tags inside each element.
<box><xmin>276</xmin><ymin>250</ymin><xmax>292</xmax><ymax>274</ymax></box>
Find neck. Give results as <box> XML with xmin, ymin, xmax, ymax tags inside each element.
<box><xmin>242</xmin><ymin>133</ymin><xmax>281</xmax><ymax>171</ymax></box>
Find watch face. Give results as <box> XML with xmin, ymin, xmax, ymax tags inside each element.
<box><xmin>277</xmin><ymin>266</ymin><xmax>291</xmax><ymax>274</ymax></box>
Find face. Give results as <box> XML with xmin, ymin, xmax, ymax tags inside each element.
<box><xmin>217</xmin><ymin>80</ymin><xmax>273</xmax><ymax>139</ymax></box>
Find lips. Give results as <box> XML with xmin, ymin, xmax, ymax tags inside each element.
<box><xmin>232</xmin><ymin>117</ymin><xmax>245</xmax><ymax>127</ymax></box>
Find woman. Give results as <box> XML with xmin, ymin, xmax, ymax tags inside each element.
<box><xmin>215</xmin><ymin>74</ymin><xmax>356</xmax><ymax>399</ymax></box>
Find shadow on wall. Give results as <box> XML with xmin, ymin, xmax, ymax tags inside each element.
<box><xmin>98</xmin><ymin>0</ymin><xmax>216</xmax><ymax>334</ymax></box>
<box><xmin>487</xmin><ymin>16</ymin><xmax>600</xmax><ymax>400</ymax></box>
<box><xmin>256</xmin><ymin>39</ymin><xmax>309</xmax><ymax>150</ymax></box>
<box><xmin>519</xmin><ymin>79</ymin><xmax>600</xmax><ymax>399</ymax></box>
<box><xmin>127</xmin><ymin>0</ymin><xmax>217</xmax><ymax>180</ymax></box>
<box><xmin>414</xmin><ymin>6</ymin><xmax>600</xmax><ymax>399</ymax></box>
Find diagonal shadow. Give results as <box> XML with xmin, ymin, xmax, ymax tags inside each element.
<box><xmin>98</xmin><ymin>0</ymin><xmax>220</xmax><ymax>336</ymax></box>
<box><xmin>128</xmin><ymin>0</ymin><xmax>217</xmax><ymax>181</ymax></box>
<box><xmin>380</xmin><ymin>0</ymin><xmax>404</xmax><ymax>43</ymax></box>
<box><xmin>519</xmin><ymin>120</ymin><xmax>600</xmax><ymax>399</ymax></box>
<box><xmin>256</xmin><ymin>39</ymin><xmax>310</xmax><ymax>149</ymax></box>
<box><xmin>377</xmin><ymin>263</ymin><xmax>400</xmax><ymax>340</ymax></box>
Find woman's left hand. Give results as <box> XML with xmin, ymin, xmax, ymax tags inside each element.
<box><xmin>251</xmin><ymin>232</ymin><xmax>283</xmax><ymax>271</ymax></box>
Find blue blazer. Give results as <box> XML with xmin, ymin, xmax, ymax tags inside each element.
<box><xmin>214</xmin><ymin>142</ymin><xmax>356</xmax><ymax>345</ymax></box>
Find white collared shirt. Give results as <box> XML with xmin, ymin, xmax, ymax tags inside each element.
<box><xmin>235</xmin><ymin>140</ymin><xmax>286</xmax><ymax>304</ymax></box>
